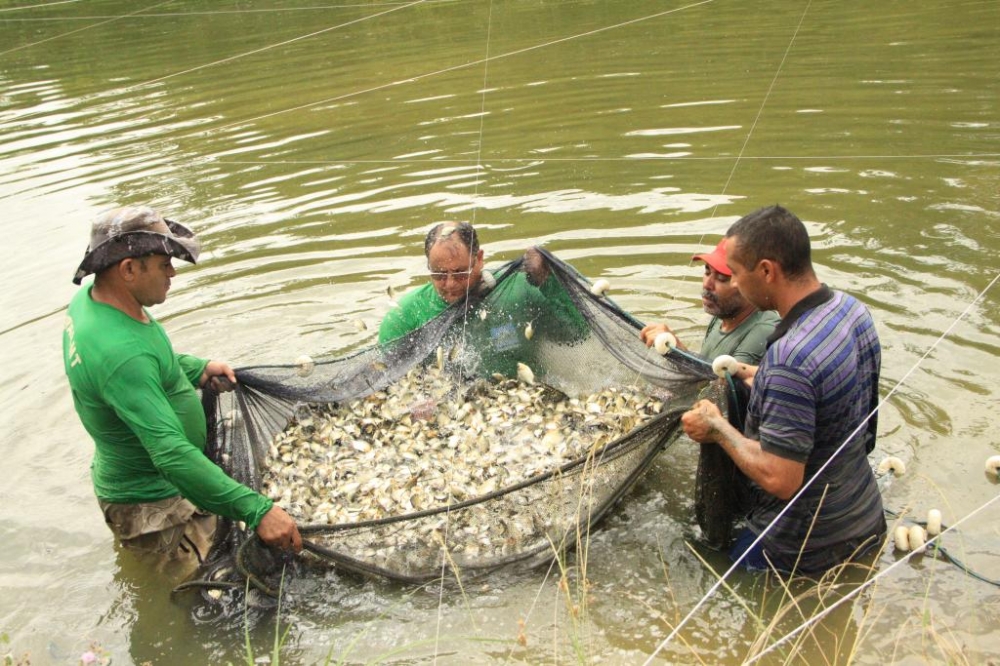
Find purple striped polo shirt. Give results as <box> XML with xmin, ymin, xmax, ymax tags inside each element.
<box><xmin>743</xmin><ymin>286</ymin><xmax>885</xmax><ymax>572</ymax></box>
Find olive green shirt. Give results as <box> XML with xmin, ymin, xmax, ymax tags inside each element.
<box><xmin>700</xmin><ymin>310</ymin><xmax>780</xmax><ymax>364</ymax></box>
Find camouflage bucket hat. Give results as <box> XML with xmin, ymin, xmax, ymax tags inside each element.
<box><xmin>72</xmin><ymin>206</ymin><xmax>201</xmax><ymax>285</ymax></box>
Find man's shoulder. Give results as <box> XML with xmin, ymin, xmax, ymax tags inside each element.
<box><xmin>772</xmin><ymin>291</ymin><xmax>876</xmax><ymax>366</ymax></box>
<box><xmin>752</xmin><ymin>309</ymin><xmax>781</xmax><ymax>325</ymax></box>
<box><xmin>67</xmin><ymin>293</ymin><xmax>168</xmax><ymax>375</ymax></box>
<box><xmin>795</xmin><ymin>289</ymin><xmax>874</xmax><ymax>335</ymax></box>
<box><xmin>70</xmin><ymin>299</ymin><xmax>162</xmax><ymax>346</ymax></box>
<box><xmin>739</xmin><ymin>309</ymin><xmax>780</xmax><ymax>333</ymax></box>
<box><xmin>67</xmin><ymin>290</ymin><xmax>125</xmax><ymax>347</ymax></box>
<box><xmin>378</xmin><ymin>282</ymin><xmax>445</xmax><ymax>342</ymax></box>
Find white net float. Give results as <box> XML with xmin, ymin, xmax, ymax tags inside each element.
<box><xmin>908</xmin><ymin>524</ymin><xmax>926</xmax><ymax>553</ymax></box>
<box><xmin>926</xmin><ymin>509</ymin><xmax>942</xmax><ymax>536</ymax></box>
<box><xmin>876</xmin><ymin>455</ymin><xmax>906</xmax><ymax>476</ymax></box>
<box><xmin>985</xmin><ymin>455</ymin><xmax>1000</xmax><ymax>476</ymax></box>
<box><xmin>893</xmin><ymin>525</ymin><xmax>910</xmax><ymax>552</ymax></box>
<box><xmin>711</xmin><ymin>354</ymin><xmax>738</xmax><ymax>378</ymax></box>
<box><xmin>294</xmin><ymin>354</ymin><xmax>315</xmax><ymax>377</ymax></box>
<box><xmin>590</xmin><ymin>278</ymin><xmax>610</xmax><ymax>297</ymax></box>
<box><xmin>654</xmin><ymin>331</ymin><xmax>677</xmax><ymax>355</ymax></box>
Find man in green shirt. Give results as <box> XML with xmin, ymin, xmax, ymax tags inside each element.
<box><xmin>640</xmin><ymin>238</ymin><xmax>778</xmax><ymax>365</ymax></box>
<box><xmin>63</xmin><ymin>206</ymin><xmax>301</xmax><ymax>569</ymax></box>
<box><xmin>378</xmin><ymin>221</ymin><xmax>586</xmax><ymax>377</ymax></box>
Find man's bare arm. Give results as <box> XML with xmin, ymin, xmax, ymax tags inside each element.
<box><xmin>681</xmin><ymin>399</ymin><xmax>804</xmax><ymax>499</ymax></box>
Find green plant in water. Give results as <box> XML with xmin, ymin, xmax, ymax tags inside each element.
<box><xmin>739</xmin><ymin>486</ymin><xmax>886</xmax><ymax>665</ymax></box>
<box><xmin>1</xmin><ymin>632</ymin><xmax>30</xmax><ymax>666</ymax></box>
<box><xmin>537</xmin><ymin>449</ymin><xmax>610</xmax><ymax>665</ymax></box>
<box><xmin>229</xmin><ymin>548</ymin><xmax>508</xmax><ymax>666</ymax></box>
<box><xmin>237</xmin><ymin>564</ymin><xmax>291</xmax><ymax>666</ymax></box>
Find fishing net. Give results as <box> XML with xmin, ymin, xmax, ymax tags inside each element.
<box><xmin>694</xmin><ymin>378</ymin><xmax>752</xmax><ymax>551</ymax></box>
<box><xmin>195</xmin><ymin>248</ymin><xmax>744</xmax><ymax>594</ymax></box>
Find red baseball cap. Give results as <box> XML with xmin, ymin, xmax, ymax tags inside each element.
<box><xmin>692</xmin><ymin>238</ymin><xmax>731</xmax><ymax>276</ymax></box>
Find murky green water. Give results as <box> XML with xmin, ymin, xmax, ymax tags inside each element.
<box><xmin>2</xmin><ymin>1</ymin><xmax>998</xmax><ymax>663</ymax></box>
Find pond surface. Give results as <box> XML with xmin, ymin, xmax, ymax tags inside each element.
<box><xmin>1</xmin><ymin>1</ymin><xmax>998</xmax><ymax>664</ymax></box>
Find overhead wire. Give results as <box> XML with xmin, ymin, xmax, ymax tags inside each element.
<box><xmin>435</xmin><ymin>0</ymin><xmax>496</xmax><ymax>657</ymax></box>
<box><xmin>174</xmin><ymin>1</ymin><xmax>716</xmax><ymax>137</ymax></box>
<box><xmin>208</xmin><ymin>153</ymin><xmax>1000</xmax><ymax>166</ymax></box>
<box><xmin>138</xmin><ymin>0</ymin><xmax>431</xmax><ymax>87</ymax></box>
<box><xmin>0</xmin><ymin>2</ymin><xmax>449</xmax><ymax>19</ymax></box>
<box><xmin>632</xmin><ymin>0</ymin><xmax>816</xmax><ymax>410</ymax></box>
<box><xmin>0</xmin><ymin>0</ymin><xmax>81</xmax><ymax>13</ymax></box>
<box><xmin>703</xmin><ymin>0</ymin><xmax>814</xmax><ymax>226</ymax></box>
<box><xmin>0</xmin><ymin>0</ymin><xmax>175</xmax><ymax>57</ymax></box>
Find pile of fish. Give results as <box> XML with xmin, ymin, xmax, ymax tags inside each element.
<box><xmin>261</xmin><ymin>364</ymin><xmax>665</xmax><ymax>529</ymax></box>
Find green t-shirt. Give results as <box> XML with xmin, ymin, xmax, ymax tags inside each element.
<box><xmin>378</xmin><ymin>269</ymin><xmax>587</xmax><ymax>377</ymax></box>
<box><xmin>700</xmin><ymin>310</ymin><xmax>780</xmax><ymax>365</ymax></box>
<box><xmin>63</xmin><ymin>285</ymin><xmax>272</xmax><ymax>529</ymax></box>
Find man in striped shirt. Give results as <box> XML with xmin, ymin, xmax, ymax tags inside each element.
<box><xmin>681</xmin><ymin>205</ymin><xmax>885</xmax><ymax>573</ymax></box>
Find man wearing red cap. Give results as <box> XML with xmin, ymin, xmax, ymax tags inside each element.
<box><xmin>681</xmin><ymin>205</ymin><xmax>885</xmax><ymax>573</ymax></box>
<box><xmin>640</xmin><ymin>238</ymin><xmax>778</xmax><ymax>364</ymax></box>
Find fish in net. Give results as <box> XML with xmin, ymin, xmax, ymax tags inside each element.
<box><xmin>191</xmin><ymin>248</ymin><xmax>745</xmax><ymax>596</ymax></box>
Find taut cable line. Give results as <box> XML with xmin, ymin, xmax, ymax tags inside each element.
<box><xmin>0</xmin><ymin>0</ymin><xmax>80</xmax><ymax>14</ymax></box>
<box><xmin>744</xmin><ymin>491</ymin><xmax>1000</xmax><ymax>665</ymax></box>
<box><xmin>468</xmin><ymin>0</ymin><xmax>494</xmax><ymax>229</ymax></box>
<box><xmin>206</xmin><ymin>153</ymin><xmax>1000</xmax><ymax>166</ymax></box>
<box><xmin>1</xmin><ymin>4</ymin><xmax>446</xmax><ymax>19</ymax></box>
<box><xmin>704</xmin><ymin>0</ymin><xmax>814</xmax><ymax>227</ymax></box>
<box><xmin>437</xmin><ymin>2</ymin><xmax>495</xmax><ymax>657</ymax></box>
<box><xmin>668</xmin><ymin>0</ymin><xmax>812</xmax><ymax>383</ymax></box>
<box><xmin>137</xmin><ymin>0</ymin><xmax>429</xmax><ymax>87</ymax></box>
<box><xmin>186</xmin><ymin>1</ymin><xmax>715</xmax><ymax>137</ymax></box>
<box><xmin>0</xmin><ymin>0</ymin><xmax>175</xmax><ymax>57</ymax></box>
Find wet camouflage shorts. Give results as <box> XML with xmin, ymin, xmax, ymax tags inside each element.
<box><xmin>99</xmin><ymin>495</ymin><xmax>217</xmax><ymax>565</ymax></box>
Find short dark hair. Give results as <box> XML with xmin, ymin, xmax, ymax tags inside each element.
<box><xmin>424</xmin><ymin>221</ymin><xmax>479</xmax><ymax>258</ymax></box>
<box><xmin>726</xmin><ymin>205</ymin><xmax>812</xmax><ymax>279</ymax></box>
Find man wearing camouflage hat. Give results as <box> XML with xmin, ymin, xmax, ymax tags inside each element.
<box><xmin>63</xmin><ymin>206</ymin><xmax>301</xmax><ymax>569</ymax></box>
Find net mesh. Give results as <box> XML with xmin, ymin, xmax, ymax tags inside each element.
<box><xmin>199</xmin><ymin>248</ymin><xmax>740</xmax><ymax>592</ymax></box>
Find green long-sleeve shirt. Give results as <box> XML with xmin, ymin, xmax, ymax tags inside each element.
<box><xmin>379</xmin><ymin>269</ymin><xmax>588</xmax><ymax>377</ymax></box>
<box><xmin>63</xmin><ymin>285</ymin><xmax>272</xmax><ymax>529</ymax></box>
